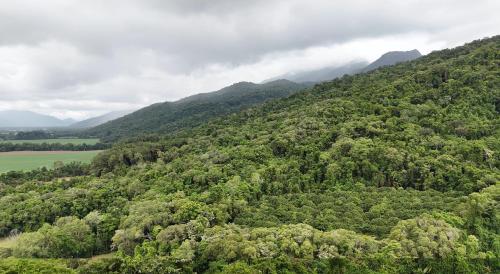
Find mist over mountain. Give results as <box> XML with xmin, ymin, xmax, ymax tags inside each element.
<box><xmin>0</xmin><ymin>110</ymin><xmax>75</xmax><ymax>128</ymax></box>
<box><xmin>84</xmin><ymin>49</ymin><xmax>423</xmax><ymax>142</ymax></box>
<box><xmin>263</xmin><ymin>61</ymin><xmax>368</xmax><ymax>83</ymax></box>
<box><xmin>70</xmin><ymin>110</ymin><xmax>133</xmax><ymax>129</ymax></box>
<box><xmin>263</xmin><ymin>49</ymin><xmax>422</xmax><ymax>83</ymax></box>
<box><xmin>361</xmin><ymin>49</ymin><xmax>422</xmax><ymax>72</ymax></box>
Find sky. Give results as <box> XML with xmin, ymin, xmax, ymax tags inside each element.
<box><xmin>0</xmin><ymin>0</ymin><xmax>499</xmax><ymax>120</ymax></box>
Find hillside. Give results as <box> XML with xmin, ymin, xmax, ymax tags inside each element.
<box><xmin>70</xmin><ymin>110</ymin><xmax>132</xmax><ymax>129</ymax></box>
<box><xmin>0</xmin><ymin>36</ymin><xmax>498</xmax><ymax>273</ymax></box>
<box><xmin>85</xmin><ymin>79</ymin><xmax>311</xmax><ymax>142</ymax></box>
<box><xmin>0</xmin><ymin>110</ymin><xmax>75</xmax><ymax>128</ymax></box>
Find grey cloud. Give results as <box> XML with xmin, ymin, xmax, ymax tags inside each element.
<box><xmin>0</xmin><ymin>0</ymin><xmax>498</xmax><ymax>119</ymax></box>
<box><xmin>2</xmin><ymin>0</ymin><xmax>493</xmax><ymax>69</ymax></box>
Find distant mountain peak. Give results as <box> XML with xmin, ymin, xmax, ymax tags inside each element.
<box><xmin>380</xmin><ymin>49</ymin><xmax>421</xmax><ymax>57</ymax></box>
<box><xmin>70</xmin><ymin>110</ymin><xmax>133</xmax><ymax>129</ymax></box>
<box><xmin>264</xmin><ymin>79</ymin><xmax>296</xmax><ymax>85</ymax></box>
<box><xmin>261</xmin><ymin>49</ymin><xmax>422</xmax><ymax>84</ymax></box>
<box><xmin>362</xmin><ymin>49</ymin><xmax>422</xmax><ymax>72</ymax></box>
<box><xmin>262</xmin><ymin>61</ymin><xmax>369</xmax><ymax>83</ymax></box>
<box><xmin>0</xmin><ymin>110</ymin><xmax>75</xmax><ymax>128</ymax></box>
<box><xmin>85</xmin><ymin>80</ymin><xmax>311</xmax><ymax>141</ymax></box>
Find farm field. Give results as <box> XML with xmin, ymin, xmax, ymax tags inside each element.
<box><xmin>0</xmin><ymin>150</ymin><xmax>101</xmax><ymax>173</ymax></box>
<box><xmin>0</xmin><ymin>138</ymin><xmax>100</xmax><ymax>145</ymax></box>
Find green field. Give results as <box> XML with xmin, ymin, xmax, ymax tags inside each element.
<box><xmin>0</xmin><ymin>138</ymin><xmax>100</xmax><ymax>145</ymax></box>
<box><xmin>0</xmin><ymin>236</ymin><xmax>18</xmax><ymax>249</ymax></box>
<box><xmin>0</xmin><ymin>151</ymin><xmax>101</xmax><ymax>173</ymax></box>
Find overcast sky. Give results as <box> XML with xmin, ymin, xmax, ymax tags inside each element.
<box><xmin>0</xmin><ymin>0</ymin><xmax>498</xmax><ymax>120</ymax></box>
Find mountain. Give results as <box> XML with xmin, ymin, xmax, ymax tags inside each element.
<box><xmin>263</xmin><ymin>49</ymin><xmax>422</xmax><ymax>83</ymax></box>
<box><xmin>85</xmin><ymin>79</ymin><xmax>312</xmax><ymax>141</ymax></box>
<box><xmin>361</xmin><ymin>49</ymin><xmax>422</xmax><ymax>72</ymax></box>
<box><xmin>87</xmin><ymin>50</ymin><xmax>423</xmax><ymax>141</ymax></box>
<box><xmin>88</xmin><ymin>36</ymin><xmax>499</xmax><ymax>268</ymax></box>
<box><xmin>263</xmin><ymin>61</ymin><xmax>368</xmax><ymax>83</ymax></box>
<box><xmin>0</xmin><ymin>110</ymin><xmax>76</xmax><ymax>128</ymax></box>
<box><xmin>1</xmin><ymin>36</ymin><xmax>498</xmax><ymax>272</ymax></box>
<box><xmin>70</xmin><ymin>110</ymin><xmax>133</xmax><ymax>129</ymax></box>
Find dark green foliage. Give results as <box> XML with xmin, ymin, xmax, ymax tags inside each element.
<box><xmin>0</xmin><ymin>259</ymin><xmax>75</xmax><ymax>273</ymax></box>
<box><xmin>85</xmin><ymin>80</ymin><xmax>311</xmax><ymax>142</ymax></box>
<box><xmin>92</xmin><ymin>36</ymin><xmax>499</xmax><ymax>194</ymax></box>
<box><xmin>234</xmin><ymin>188</ymin><xmax>464</xmax><ymax>237</ymax></box>
<box><xmin>13</xmin><ymin>216</ymin><xmax>95</xmax><ymax>258</ymax></box>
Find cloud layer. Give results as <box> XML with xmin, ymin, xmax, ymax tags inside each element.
<box><xmin>0</xmin><ymin>0</ymin><xmax>499</xmax><ymax>119</ymax></box>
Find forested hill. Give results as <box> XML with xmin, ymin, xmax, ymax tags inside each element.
<box><xmin>0</xmin><ymin>36</ymin><xmax>498</xmax><ymax>273</ymax></box>
<box><xmin>95</xmin><ymin>35</ymin><xmax>499</xmax><ymax>193</ymax></box>
<box><xmin>84</xmin><ymin>79</ymin><xmax>311</xmax><ymax>142</ymax></box>
<box><xmin>361</xmin><ymin>49</ymin><xmax>422</xmax><ymax>72</ymax></box>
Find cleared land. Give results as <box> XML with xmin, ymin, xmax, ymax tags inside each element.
<box><xmin>0</xmin><ymin>236</ymin><xmax>18</xmax><ymax>249</ymax></box>
<box><xmin>0</xmin><ymin>150</ymin><xmax>101</xmax><ymax>173</ymax></box>
<box><xmin>0</xmin><ymin>138</ymin><xmax>100</xmax><ymax>145</ymax></box>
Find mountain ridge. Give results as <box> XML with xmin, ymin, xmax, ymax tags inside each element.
<box><xmin>263</xmin><ymin>49</ymin><xmax>422</xmax><ymax>83</ymax></box>
<box><xmin>0</xmin><ymin>110</ymin><xmax>76</xmax><ymax>128</ymax></box>
<box><xmin>361</xmin><ymin>49</ymin><xmax>422</xmax><ymax>72</ymax></box>
<box><xmin>84</xmin><ymin>79</ymin><xmax>312</xmax><ymax>141</ymax></box>
<box><xmin>70</xmin><ymin>110</ymin><xmax>133</xmax><ymax>129</ymax></box>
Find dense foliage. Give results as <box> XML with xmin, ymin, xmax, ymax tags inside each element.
<box><xmin>93</xmin><ymin>36</ymin><xmax>499</xmax><ymax>194</ymax></box>
<box><xmin>85</xmin><ymin>80</ymin><xmax>311</xmax><ymax>142</ymax></box>
<box><xmin>0</xmin><ymin>36</ymin><xmax>498</xmax><ymax>273</ymax></box>
<box><xmin>0</xmin><ymin>142</ymin><xmax>108</xmax><ymax>152</ymax></box>
<box><xmin>7</xmin><ymin>130</ymin><xmax>55</xmax><ymax>140</ymax></box>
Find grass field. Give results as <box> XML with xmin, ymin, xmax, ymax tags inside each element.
<box><xmin>0</xmin><ymin>236</ymin><xmax>18</xmax><ymax>249</ymax></box>
<box><xmin>0</xmin><ymin>151</ymin><xmax>101</xmax><ymax>173</ymax></box>
<box><xmin>0</xmin><ymin>138</ymin><xmax>100</xmax><ymax>145</ymax></box>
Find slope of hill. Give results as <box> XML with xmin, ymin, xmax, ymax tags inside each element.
<box><xmin>0</xmin><ymin>110</ymin><xmax>75</xmax><ymax>128</ymax></box>
<box><xmin>70</xmin><ymin>110</ymin><xmax>132</xmax><ymax>129</ymax></box>
<box><xmin>85</xmin><ymin>79</ymin><xmax>311</xmax><ymax>141</ymax></box>
<box><xmin>0</xmin><ymin>36</ymin><xmax>498</xmax><ymax>273</ymax></box>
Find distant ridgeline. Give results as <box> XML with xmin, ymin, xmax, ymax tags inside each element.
<box><xmin>262</xmin><ymin>49</ymin><xmax>422</xmax><ymax>83</ymax></box>
<box><xmin>84</xmin><ymin>49</ymin><xmax>422</xmax><ymax>143</ymax></box>
<box><xmin>84</xmin><ymin>79</ymin><xmax>312</xmax><ymax>142</ymax></box>
<box><xmin>0</xmin><ymin>110</ymin><xmax>76</xmax><ymax>128</ymax></box>
<box><xmin>0</xmin><ymin>36</ymin><xmax>498</xmax><ymax>273</ymax></box>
